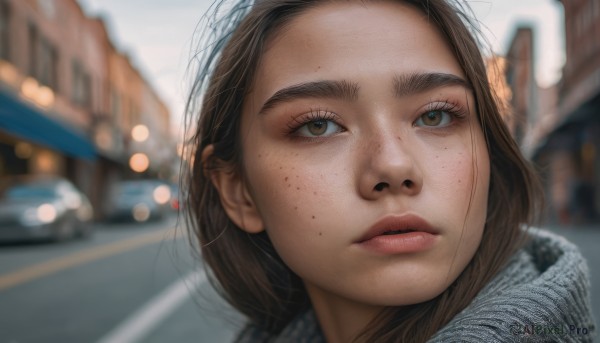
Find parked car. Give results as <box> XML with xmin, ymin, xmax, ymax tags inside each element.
<box><xmin>106</xmin><ymin>179</ymin><xmax>172</xmax><ymax>223</ymax></box>
<box><xmin>0</xmin><ymin>176</ymin><xmax>94</xmax><ymax>243</ymax></box>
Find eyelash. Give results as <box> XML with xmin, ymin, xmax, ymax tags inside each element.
<box><xmin>285</xmin><ymin>108</ymin><xmax>341</xmax><ymax>135</ymax></box>
<box><xmin>285</xmin><ymin>100</ymin><xmax>467</xmax><ymax>137</ymax></box>
<box><xmin>417</xmin><ymin>99</ymin><xmax>468</xmax><ymax>126</ymax></box>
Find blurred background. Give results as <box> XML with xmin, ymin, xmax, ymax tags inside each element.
<box><xmin>0</xmin><ymin>0</ymin><xmax>598</xmax><ymax>342</ymax></box>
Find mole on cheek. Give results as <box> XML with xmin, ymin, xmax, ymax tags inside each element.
<box><xmin>318</xmin><ymin>232</ymin><xmax>322</xmax><ymax>236</ymax></box>
<box><xmin>312</xmin><ymin>215</ymin><xmax>316</xmax><ymax>219</ymax></box>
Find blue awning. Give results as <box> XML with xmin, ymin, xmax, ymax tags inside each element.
<box><xmin>0</xmin><ymin>91</ymin><xmax>97</xmax><ymax>160</ymax></box>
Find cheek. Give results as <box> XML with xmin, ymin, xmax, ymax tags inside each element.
<box><xmin>244</xmin><ymin>151</ymin><xmax>344</xmax><ymax>230</ymax></box>
<box><xmin>429</xmin><ymin>140</ymin><xmax>489</xmax><ymax>205</ymax></box>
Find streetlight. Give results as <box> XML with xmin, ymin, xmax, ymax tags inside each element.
<box><xmin>131</xmin><ymin>124</ymin><xmax>149</xmax><ymax>142</ymax></box>
<box><xmin>129</xmin><ymin>153</ymin><xmax>149</xmax><ymax>173</ymax></box>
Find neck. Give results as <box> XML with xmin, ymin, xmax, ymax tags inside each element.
<box><xmin>305</xmin><ymin>283</ymin><xmax>384</xmax><ymax>343</ymax></box>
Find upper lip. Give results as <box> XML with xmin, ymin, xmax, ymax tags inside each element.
<box><xmin>356</xmin><ymin>214</ymin><xmax>438</xmax><ymax>243</ymax></box>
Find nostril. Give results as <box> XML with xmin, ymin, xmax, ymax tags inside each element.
<box><xmin>403</xmin><ymin>180</ymin><xmax>414</xmax><ymax>188</ymax></box>
<box><xmin>374</xmin><ymin>182</ymin><xmax>389</xmax><ymax>192</ymax></box>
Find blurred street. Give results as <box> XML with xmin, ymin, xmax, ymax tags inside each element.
<box><xmin>0</xmin><ymin>215</ymin><xmax>242</xmax><ymax>343</ymax></box>
<box><xmin>0</xmin><ymin>217</ymin><xmax>598</xmax><ymax>343</ymax></box>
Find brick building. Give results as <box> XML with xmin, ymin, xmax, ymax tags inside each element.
<box><xmin>528</xmin><ymin>0</ymin><xmax>600</xmax><ymax>225</ymax></box>
<box><xmin>501</xmin><ymin>1</ymin><xmax>600</xmax><ymax>225</ymax></box>
<box><xmin>504</xmin><ymin>27</ymin><xmax>537</xmax><ymax>149</ymax></box>
<box><xmin>0</xmin><ymin>0</ymin><xmax>173</xmax><ymax>218</ymax></box>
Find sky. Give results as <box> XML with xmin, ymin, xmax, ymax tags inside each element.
<box><xmin>77</xmin><ymin>0</ymin><xmax>564</xmax><ymax>135</ymax></box>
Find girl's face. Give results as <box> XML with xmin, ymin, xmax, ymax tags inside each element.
<box><xmin>234</xmin><ymin>1</ymin><xmax>489</xmax><ymax>314</ymax></box>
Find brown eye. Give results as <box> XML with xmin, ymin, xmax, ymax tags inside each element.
<box><xmin>296</xmin><ymin>119</ymin><xmax>342</xmax><ymax>138</ymax></box>
<box><xmin>422</xmin><ymin>111</ymin><xmax>442</xmax><ymax>126</ymax></box>
<box><xmin>307</xmin><ymin>120</ymin><xmax>328</xmax><ymax>136</ymax></box>
<box><xmin>415</xmin><ymin>110</ymin><xmax>452</xmax><ymax>127</ymax></box>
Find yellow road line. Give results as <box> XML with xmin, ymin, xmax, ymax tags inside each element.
<box><xmin>0</xmin><ymin>227</ymin><xmax>182</xmax><ymax>291</ymax></box>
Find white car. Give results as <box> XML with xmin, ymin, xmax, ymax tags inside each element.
<box><xmin>0</xmin><ymin>177</ymin><xmax>94</xmax><ymax>242</ymax></box>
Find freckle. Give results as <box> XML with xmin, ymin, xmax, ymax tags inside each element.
<box><xmin>296</xmin><ymin>175</ymin><xmax>299</xmax><ymax>178</ymax></box>
<box><xmin>313</xmin><ymin>191</ymin><xmax>317</xmax><ymax>195</ymax></box>
<box><xmin>279</xmin><ymin>167</ymin><xmax>282</xmax><ymax>170</ymax></box>
<box><xmin>285</xmin><ymin>177</ymin><xmax>288</xmax><ymax>181</ymax></box>
<box><xmin>258</xmin><ymin>154</ymin><xmax>261</xmax><ymax>158</ymax></box>
<box><xmin>294</xmin><ymin>206</ymin><xmax>298</xmax><ymax>210</ymax></box>
<box><xmin>296</xmin><ymin>187</ymin><xmax>300</xmax><ymax>190</ymax></box>
<box><xmin>288</xmin><ymin>184</ymin><xmax>291</xmax><ymax>188</ymax></box>
<box><xmin>458</xmin><ymin>180</ymin><xmax>461</xmax><ymax>183</ymax></box>
<box><xmin>295</xmin><ymin>153</ymin><xmax>299</xmax><ymax>156</ymax></box>
<box><xmin>435</xmin><ymin>155</ymin><xmax>439</xmax><ymax>159</ymax></box>
<box><xmin>312</xmin><ymin>215</ymin><xmax>315</xmax><ymax>219</ymax></box>
<box><xmin>444</xmin><ymin>147</ymin><xmax>448</xmax><ymax>150</ymax></box>
<box><xmin>318</xmin><ymin>232</ymin><xmax>322</xmax><ymax>236</ymax></box>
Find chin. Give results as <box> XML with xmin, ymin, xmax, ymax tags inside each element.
<box><xmin>364</xmin><ymin>273</ymin><xmax>458</xmax><ymax>307</ymax></box>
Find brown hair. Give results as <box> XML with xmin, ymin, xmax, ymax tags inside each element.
<box><xmin>183</xmin><ymin>0</ymin><xmax>542</xmax><ymax>341</ymax></box>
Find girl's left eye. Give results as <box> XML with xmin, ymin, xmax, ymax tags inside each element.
<box><xmin>295</xmin><ymin>119</ymin><xmax>343</xmax><ymax>137</ymax></box>
<box><xmin>414</xmin><ymin>110</ymin><xmax>453</xmax><ymax>127</ymax></box>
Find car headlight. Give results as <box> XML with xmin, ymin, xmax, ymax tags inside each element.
<box><xmin>20</xmin><ymin>203</ymin><xmax>57</xmax><ymax>226</ymax></box>
<box><xmin>37</xmin><ymin>203</ymin><xmax>57</xmax><ymax>223</ymax></box>
<box><xmin>132</xmin><ymin>203</ymin><xmax>150</xmax><ymax>222</ymax></box>
<box><xmin>152</xmin><ymin>185</ymin><xmax>171</xmax><ymax>205</ymax></box>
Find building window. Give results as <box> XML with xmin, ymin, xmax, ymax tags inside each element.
<box><xmin>71</xmin><ymin>60</ymin><xmax>91</xmax><ymax>108</ymax></box>
<box><xmin>28</xmin><ymin>23</ymin><xmax>38</xmax><ymax>76</ymax></box>
<box><xmin>39</xmin><ymin>38</ymin><xmax>58</xmax><ymax>90</ymax></box>
<box><xmin>28</xmin><ymin>23</ymin><xmax>58</xmax><ymax>91</ymax></box>
<box><xmin>0</xmin><ymin>1</ymin><xmax>9</xmax><ymax>61</ymax></box>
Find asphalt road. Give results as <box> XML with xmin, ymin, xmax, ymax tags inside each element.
<box><xmin>0</xmin><ymin>215</ymin><xmax>242</xmax><ymax>343</ymax></box>
<box><xmin>0</xmin><ymin>216</ymin><xmax>598</xmax><ymax>343</ymax></box>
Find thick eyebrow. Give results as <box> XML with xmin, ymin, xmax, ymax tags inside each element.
<box><xmin>259</xmin><ymin>80</ymin><xmax>359</xmax><ymax>114</ymax></box>
<box><xmin>392</xmin><ymin>72</ymin><xmax>471</xmax><ymax>97</ymax></box>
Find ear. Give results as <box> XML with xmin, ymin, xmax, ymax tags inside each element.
<box><xmin>201</xmin><ymin>145</ymin><xmax>265</xmax><ymax>234</ymax></box>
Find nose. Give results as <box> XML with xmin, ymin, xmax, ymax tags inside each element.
<box><xmin>357</xmin><ymin>132</ymin><xmax>423</xmax><ymax>200</ymax></box>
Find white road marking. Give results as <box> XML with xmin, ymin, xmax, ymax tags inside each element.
<box><xmin>96</xmin><ymin>269</ymin><xmax>207</xmax><ymax>343</ymax></box>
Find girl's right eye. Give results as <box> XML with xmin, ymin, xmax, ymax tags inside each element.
<box><xmin>295</xmin><ymin>119</ymin><xmax>343</xmax><ymax>138</ymax></box>
<box><xmin>287</xmin><ymin>110</ymin><xmax>344</xmax><ymax>139</ymax></box>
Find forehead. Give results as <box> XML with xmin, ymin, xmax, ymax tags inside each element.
<box><xmin>249</xmin><ymin>1</ymin><xmax>464</xmax><ymax>105</ymax></box>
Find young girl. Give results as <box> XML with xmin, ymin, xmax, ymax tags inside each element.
<box><xmin>183</xmin><ymin>0</ymin><xmax>596</xmax><ymax>341</ymax></box>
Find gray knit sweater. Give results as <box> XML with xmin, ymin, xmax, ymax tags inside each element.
<box><xmin>235</xmin><ymin>229</ymin><xmax>596</xmax><ymax>342</ymax></box>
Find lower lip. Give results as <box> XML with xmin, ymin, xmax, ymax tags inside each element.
<box><xmin>358</xmin><ymin>232</ymin><xmax>437</xmax><ymax>254</ymax></box>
